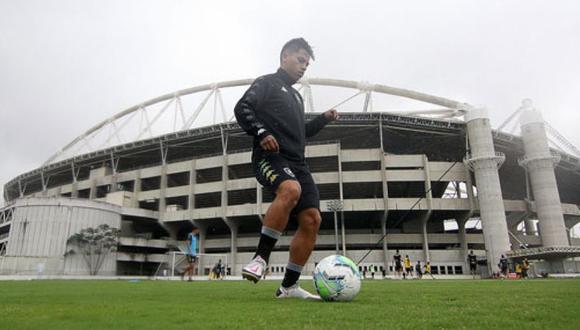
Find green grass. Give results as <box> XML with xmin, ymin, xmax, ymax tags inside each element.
<box><xmin>1</xmin><ymin>279</ymin><xmax>579</xmax><ymax>329</ymax></box>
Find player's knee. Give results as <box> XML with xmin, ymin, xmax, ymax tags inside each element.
<box><xmin>277</xmin><ymin>181</ymin><xmax>301</xmax><ymax>207</ymax></box>
<box><xmin>300</xmin><ymin>209</ymin><xmax>321</xmax><ymax>232</ymax></box>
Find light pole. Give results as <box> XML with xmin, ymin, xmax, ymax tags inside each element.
<box><xmin>327</xmin><ymin>200</ymin><xmax>344</xmax><ymax>255</ymax></box>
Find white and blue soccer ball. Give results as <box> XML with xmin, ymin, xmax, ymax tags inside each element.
<box><xmin>313</xmin><ymin>255</ymin><xmax>362</xmax><ymax>302</ymax></box>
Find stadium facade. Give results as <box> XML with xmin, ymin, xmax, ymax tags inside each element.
<box><xmin>2</xmin><ymin>78</ymin><xmax>580</xmax><ymax>277</ymax></box>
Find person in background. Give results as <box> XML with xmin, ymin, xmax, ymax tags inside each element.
<box><xmin>415</xmin><ymin>261</ymin><xmax>422</xmax><ymax>279</ymax></box>
<box><xmin>183</xmin><ymin>228</ymin><xmax>200</xmax><ymax>281</ymax></box>
<box><xmin>404</xmin><ymin>255</ymin><xmax>412</xmax><ymax>279</ymax></box>
<box><xmin>467</xmin><ymin>250</ymin><xmax>478</xmax><ymax>278</ymax></box>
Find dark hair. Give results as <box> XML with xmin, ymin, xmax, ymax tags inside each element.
<box><xmin>280</xmin><ymin>38</ymin><xmax>315</xmax><ymax>61</ymax></box>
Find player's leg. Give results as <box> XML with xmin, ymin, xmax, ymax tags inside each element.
<box><xmin>276</xmin><ymin>207</ymin><xmax>321</xmax><ymax>300</ymax></box>
<box><xmin>187</xmin><ymin>259</ymin><xmax>194</xmax><ymax>281</ymax></box>
<box><xmin>276</xmin><ymin>166</ymin><xmax>321</xmax><ymax>300</ymax></box>
<box><xmin>242</xmin><ymin>153</ymin><xmax>300</xmax><ymax>283</ymax></box>
<box><xmin>242</xmin><ymin>180</ymin><xmax>300</xmax><ymax>282</ymax></box>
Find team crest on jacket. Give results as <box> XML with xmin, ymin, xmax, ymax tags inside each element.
<box><xmin>283</xmin><ymin>167</ymin><xmax>295</xmax><ymax>178</ymax></box>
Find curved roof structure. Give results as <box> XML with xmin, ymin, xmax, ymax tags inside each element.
<box><xmin>43</xmin><ymin>77</ymin><xmax>471</xmax><ymax>166</ymax></box>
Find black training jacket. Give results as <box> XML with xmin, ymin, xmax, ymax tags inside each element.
<box><xmin>234</xmin><ymin>68</ymin><xmax>330</xmax><ymax>163</ymax></box>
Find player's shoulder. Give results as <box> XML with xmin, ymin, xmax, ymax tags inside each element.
<box><xmin>253</xmin><ymin>73</ymin><xmax>277</xmax><ymax>84</ymax></box>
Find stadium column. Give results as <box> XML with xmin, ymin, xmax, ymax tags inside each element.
<box><xmin>224</xmin><ymin>219</ymin><xmax>238</xmax><ymax>276</ymax></box>
<box><xmin>522</xmin><ymin>165</ymin><xmax>538</xmax><ymax>236</ymax></box>
<box><xmin>421</xmin><ymin>155</ymin><xmax>433</xmax><ymax>262</ymax></box>
<box><xmin>464</xmin><ymin>108</ymin><xmax>511</xmax><ymax>275</ymax></box>
<box><xmin>457</xmin><ymin>216</ymin><xmax>468</xmax><ymax>271</ymax></box>
<box><xmin>518</xmin><ymin>100</ymin><xmax>569</xmax><ymax>247</ymax></box>
<box><xmin>159</xmin><ymin>142</ymin><xmax>169</xmax><ymax>213</ymax></box>
<box><xmin>89</xmin><ymin>173</ymin><xmax>97</xmax><ymax>199</ymax></box>
<box><xmin>379</xmin><ymin>118</ymin><xmax>390</xmax><ymax>274</ymax></box>
<box><xmin>70</xmin><ymin>163</ymin><xmax>79</xmax><ymax>198</ymax></box>
<box><xmin>256</xmin><ymin>182</ymin><xmax>263</xmax><ymax>223</ymax></box>
<box><xmin>220</xmin><ymin>127</ymin><xmax>238</xmax><ymax>274</ymax></box>
<box><xmin>110</xmin><ymin>152</ymin><xmax>118</xmax><ymax>193</ymax></box>
<box><xmin>159</xmin><ymin>164</ymin><xmax>167</xmax><ymax>214</ymax></box>
<box><xmin>40</xmin><ymin>171</ymin><xmax>48</xmax><ymax>197</ymax></box>
<box><xmin>189</xmin><ymin>160</ymin><xmax>197</xmax><ymax>214</ymax></box>
<box><xmin>459</xmin><ymin>164</ymin><xmax>476</xmax><ymax>268</ymax></box>
<box><xmin>18</xmin><ymin>179</ymin><xmax>25</xmax><ymax>198</ymax></box>
<box><xmin>131</xmin><ymin>170</ymin><xmax>141</xmax><ymax>208</ymax></box>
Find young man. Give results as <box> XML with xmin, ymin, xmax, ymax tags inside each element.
<box><xmin>183</xmin><ymin>228</ymin><xmax>200</xmax><ymax>281</ymax></box>
<box><xmin>234</xmin><ymin>38</ymin><xmax>338</xmax><ymax>300</ymax></box>
<box><xmin>393</xmin><ymin>250</ymin><xmax>403</xmax><ymax>278</ymax></box>
<box><xmin>515</xmin><ymin>262</ymin><xmax>522</xmax><ymax>279</ymax></box>
<box><xmin>424</xmin><ymin>261</ymin><xmax>435</xmax><ymax>279</ymax></box>
<box><xmin>404</xmin><ymin>255</ymin><xmax>412</xmax><ymax>279</ymax></box>
<box><xmin>467</xmin><ymin>250</ymin><xmax>477</xmax><ymax>278</ymax></box>
<box><xmin>522</xmin><ymin>258</ymin><xmax>530</xmax><ymax>279</ymax></box>
<box><xmin>415</xmin><ymin>261</ymin><xmax>422</xmax><ymax>279</ymax></box>
<box><xmin>499</xmin><ymin>254</ymin><xmax>509</xmax><ymax>278</ymax></box>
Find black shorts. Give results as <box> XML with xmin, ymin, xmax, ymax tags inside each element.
<box><xmin>187</xmin><ymin>255</ymin><xmax>198</xmax><ymax>263</ymax></box>
<box><xmin>253</xmin><ymin>150</ymin><xmax>320</xmax><ymax>216</ymax></box>
<box><xmin>470</xmin><ymin>263</ymin><xmax>477</xmax><ymax>271</ymax></box>
<box><xmin>395</xmin><ymin>262</ymin><xmax>403</xmax><ymax>271</ymax></box>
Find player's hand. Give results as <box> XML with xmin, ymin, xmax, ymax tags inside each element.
<box><xmin>260</xmin><ymin>135</ymin><xmax>279</xmax><ymax>152</ymax></box>
<box><xmin>323</xmin><ymin>109</ymin><xmax>339</xmax><ymax>121</ymax></box>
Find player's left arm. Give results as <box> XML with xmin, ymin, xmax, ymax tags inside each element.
<box><xmin>305</xmin><ymin>109</ymin><xmax>338</xmax><ymax>137</ymax></box>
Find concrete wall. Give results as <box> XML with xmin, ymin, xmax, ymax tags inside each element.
<box><xmin>0</xmin><ymin>198</ymin><xmax>121</xmax><ymax>275</ymax></box>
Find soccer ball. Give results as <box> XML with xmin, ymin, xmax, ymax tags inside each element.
<box><xmin>313</xmin><ymin>255</ymin><xmax>362</xmax><ymax>302</ymax></box>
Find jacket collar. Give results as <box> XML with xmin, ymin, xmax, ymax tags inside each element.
<box><xmin>276</xmin><ymin>68</ymin><xmax>296</xmax><ymax>85</ymax></box>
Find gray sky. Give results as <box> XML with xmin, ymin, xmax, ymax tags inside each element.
<box><xmin>1</xmin><ymin>0</ymin><xmax>580</xmax><ymax>200</ymax></box>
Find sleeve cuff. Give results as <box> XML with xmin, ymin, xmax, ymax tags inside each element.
<box><xmin>257</xmin><ymin>128</ymin><xmax>271</xmax><ymax>140</ymax></box>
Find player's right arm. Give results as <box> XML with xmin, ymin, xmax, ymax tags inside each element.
<box><xmin>234</xmin><ymin>77</ymin><xmax>278</xmax><ymax>152</ymax></box>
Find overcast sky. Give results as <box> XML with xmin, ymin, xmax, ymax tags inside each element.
<box><xmin>1</xmin><ymin>0</ymin><xmax>580</xmax><ymax>201</ymax></box>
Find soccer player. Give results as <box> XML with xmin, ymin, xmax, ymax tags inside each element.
<box><xmin>234</xmin><ymin>38</ymin><xmax>338</xmax><ymax>300</ymax></box>
<box><xmin>404</xmin><ymin>255</ymin><xmax>412</xmax><ymax>279</ymax></box>
<box><xmin>499</xmin><ymin>254</ymin><xmax>509</xmax><ymax>278</ymax></box>
<box><xmin>467</xmin><ymin>250</ymin><xmax>478</xmax><ymax>278</ymax></box>
<box><xmin>415</xmin><ymin>261</ymin><xmax>422</xmax><ymax>279</ymax></box>
<box><xmin>515</xmin><ymin>262</ymin><xmax>522</xmax><ymax>279</ymax></box>
<box><xmin>183</xmin><ymin>228</ymin><xmax>200</xmax><ymax>281</ymax></box>
<box><xmin>393</xmin><ymin>250</ymin><xmax>403</xmax><ymax>278</ymax></box>
<box><xmin>424</xmin><ymin>261</ymin><xmax>435</xmax><ymax>279</ymax></box>
<box><xmin>522</xmin><ymin>258</ymin><xmax>530</xmax><ymax>279</ymax></box>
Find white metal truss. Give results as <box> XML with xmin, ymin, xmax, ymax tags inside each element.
<box><xmin>496</xmin><ymin>99</ymin><xmax>580</xmax><ymax>158</ymax></box>
<box><xmin>42</xmin><ymin>77</ymin><xmax>481</xmax><ymax>166</ymax></box>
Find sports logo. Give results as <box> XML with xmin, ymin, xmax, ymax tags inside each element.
<box><xmin>283</xmin><ymin>167</ymin><xmax>295</xmax><ymax>178</ymax></box>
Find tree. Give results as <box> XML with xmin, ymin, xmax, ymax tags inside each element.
<box><xmin>65</xmin><ymin>224</ymin><xmax>120</xmax><ymax>275</ymax></box>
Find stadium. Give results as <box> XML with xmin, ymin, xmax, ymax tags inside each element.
<box><xmin>2</xmin><ymin>77</ymin><xmax>580</xmax><ymax>278</ymax></box>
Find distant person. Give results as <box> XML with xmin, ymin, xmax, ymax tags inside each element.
<box><xmin>522</xmin><ymin>258</ymin><xmax>530</xmax><ymax>279</ymax></box>
<box><xmin>183</xmin><ymin>228</ymin><xmax>200</xmax><ymax>281</ymax></box>
<box><xmin>393</xmin><ymin>250</ymin><xmax>403</xmax><ymax>278</ymax></box>
<box><xmin>515</xmin><ymin>262</ymin><xmax>522</xmax><ymax>279</ymax></box>
<box><xmin>499</xmin><ymin>255</ymin><xmax>509</xmax><ymax>278</ymax></box>
<box><xmin>424</xmin><ymin>261</ymin><xmax>435</xmax><ymax>279</ymax></box>
<box><xmin>211</xmin><ymin>259</ymin><xmax>223</xmax><ymax>280</ymax></box>
<box><xmin>404</xmin><ymin>255</ymin><xmax>412</xmax><ymax>279</ymax></box>
<box><xmin>415</xmin><ymin>261</ymin><xmax>423</xmax><ymax>279</ymax></box>
<box><xmin>467</xmin><ymin>250</ymin><xmax>478</xmax><ymax>278</ymax></box>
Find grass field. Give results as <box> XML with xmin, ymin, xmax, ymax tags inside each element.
<box><xmin>1</xmin><ymin>279</ymin><xmax>579</xmax><ymax>329</ymax></box>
